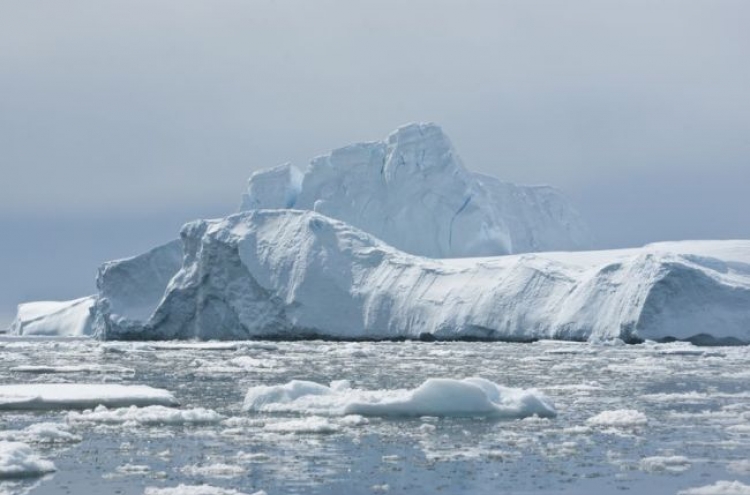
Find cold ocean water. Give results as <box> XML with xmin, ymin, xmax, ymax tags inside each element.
<box><xmin>1</xmin><ymin>338</ymin><xmax>750</xmax><ymax>495</ymax></box>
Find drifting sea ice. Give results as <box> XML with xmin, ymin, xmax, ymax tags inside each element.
<box><xmin>0</xmin><ymin>384</ymin><xmax>178</xmax><ymax>411</ymax></box>
<box><xmin>243</xmin><ymin>377</ymin><xmax>556</xmax><ymax>419</ymax></box>
<box><xmin>67</xmin><ymin>405</ymin><xmax>223</xmax><ymax>426</ymax></box>
<box><xmin>0</xmin><ymin>442</ymin><xmax>56</xmax><ymax>479</ymax></box>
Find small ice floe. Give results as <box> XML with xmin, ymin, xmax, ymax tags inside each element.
<box><xmin>639</xmin><ymin>455</ymin><xmax>691</xmax><ymax>473</ymax></box>
<box><xmin>146</xmin><ymin>342</ymin><xmax>240</xmax><ymax>352</ymax></box>
<box><xmin>181</xmin><ymin>463</ymin><xmax>246</xmax><ymax>478</ymax></box>
<box><xmin>678</xmin><ymin>480</ymin><xmax>750</xmax><ymax>495</ymax></box>
<box><xmin>262</xmin><ymin>417</ymin><xmax>340</xmax><ymax>434</ymax></box>
<box><xmin>0</xmin><ymin>441</ymin><xmax>56</xmax><ymax>479</ymax></box>
<box><xmin>586</xmin><ymin>409</ymin><xmax>647</xmax><ymax>428</ymax></box>
<box><xmin>67</xmin><ymin>405</ymin><xmax>222</xmax><ymax>426</ymax></box>
<box><xmin>0</xmin><ymin>422</ymin><xmax>81</xmax><ymax>444</ymax></box>
<box><xmin>728</xmin><ymin>460</ymin><xmax>750</xmax><ymax>474</ymax></box>
<box><xmin>144</xmin><ymin>485</ymin><xmax>266</xmax><ymax>495</ymax></box>
<box><xmin>9</xmin><ymin>364</ymin><xmax>135</xmax><ymax>374</ymax></box>
<box><xmin>243</xmin><ymin>377</ymin><xmax>556</xmax><ymax>419</ymax></box>
<box><xmin>0</xmin><ymin>384</ymin><xmax>178</xmax><ymax>411</ymax></box>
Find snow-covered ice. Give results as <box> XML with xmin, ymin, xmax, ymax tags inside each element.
<box><xmin>243</xmin><ymin>377</ymin><xmax>556</xmax><ymax>419</ymax></box>
<box><xmin>0</xmin><ymin>384</ymin><xmax>178</xmax><ymax>410</ymax></box>
<box><xmin>0</xmin><ymin>442</ymin><xmax>56</xmax><ymax>479</ymax></box>
<box><xmin>587</xmin><ymin>409</ymin><xmax>648</xmax><ymax>427</ymax></box>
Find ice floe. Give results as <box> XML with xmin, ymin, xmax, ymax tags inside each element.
<box><xmin>67</xmin><ymin>405</ymin><xmax>222</xmax><ymax>426</ymax></box>
<box><xmin>0</xmin><ymin>442</ymin><xmax>56</xmax><ymax>479</ymax></box>
<box><xmin>243</xmin><ymin>377</ymin><xmax>556</xmax><ymax>419</ymax></box>
<box><xmin>0</xmin><ymin>384</ymin><xmax>178</xmax><ymax>410</ymax></box>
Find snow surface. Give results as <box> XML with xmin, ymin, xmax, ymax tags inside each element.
<box><xmin>240</xmin><ymin>123</ymin><xmax>592</xmax><ymax>258</ymax></box>
<box><xmin>94</xmin><ymin>209</ymin><xmax>750</xmax><ymax>343</ymax></box>
<box><xmin>0</xmin><ymin>442</ymin><xmax>56</xmax><ymax>479</ymax></box>
<box><xmin>9</xmin><ymin>296</ymin><xmax>95</xmax><ymax>337</ymax></box>
<box><xmin>0</xmin><ymin>384</ymin><xmax>178</xmax><ymax>410</ymax></box>
<box><xmin>242</xmin><ymin>377</ymin><xmax>556</xmax><ymax>419</ymax></box>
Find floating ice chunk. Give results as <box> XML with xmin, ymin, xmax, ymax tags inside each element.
<box><xmin>0</xmin><ymin>442</ymin><xmax>56</xmax><ymax>479</ymax></box>
<box><xmin>10</xmin><ymin>364</ymin><xmax>134</xmax><ymax>374</ymax></box>
<box><xmin>67</xmin><ymin>405</ymin><xmax>222</xmax><ymax>426</ymax></box>
<box><xmin>181</xmin><ymin>463</ymin><xmax>246</xmax><ymax>478</ymax></box>
<box><xmin>243</xmin><ymin>377</ymin><xmax>556</xmax><ymax>419</ymax></box>
<box><xmin>728</xmin><ymin>460</ymin><xmax>750</xmax><ymax>474</ymax></box>
<box><xmin>145</xmin><ymin>485</ymin><xmax>265</xmax><ymax>495</ymax></box>
<box><xmin>263</xmin><ymin>417</ymin><xmax>340</xmax><ymax>434</ymax></box>
<box><xmin>0</xmin><ymin>384</ymin><xmax>178</xmax><ymax>411</ymax></box>
<box><xmin>639</xmin><ymin>455</ymin><xmax>691</xmax><ymax>473</ymax></box>
<box><xmin>678</xmin><ymin>481</ymin><xmax>750</xmax><ymax>495</ymax></box>
<box><xmin>587</xmin><ymin>409</ymin><xmax>647</xmax><ymax>427</ymax></box>
<box><xmin>0</xmin><ymin>422</ymin><xmax>81</xmax><ymax>444</ymax></box>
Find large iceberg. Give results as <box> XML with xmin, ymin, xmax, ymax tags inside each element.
<box><xmin>95</xmin><ymin>210</ymin><xmax>750</xmax><ymax>344</ymax></box>
<box><xmin>8</xmin><ymin>123</ymin><xmax>750</xmax><ymax>344</ymax></box>
<box><xmin>239</xmin><ymin>123</ymin><xmax>592</xmax><ymax>257</ymax></box>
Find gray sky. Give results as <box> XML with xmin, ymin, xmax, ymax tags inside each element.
<box><xmin>1</xmin><ymin>0</ymin><xmax>749</xmax><ymax>326</ymax></box>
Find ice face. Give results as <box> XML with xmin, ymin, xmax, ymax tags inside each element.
<box><xmin>240</xmin><ymin>123</ymin><xmax>592</xmax><ymax>258</ymax></box>
<box><xmin>10</xmin><ymin>296</ymin><xmax>96</xmax><ymax>337</ymax></box>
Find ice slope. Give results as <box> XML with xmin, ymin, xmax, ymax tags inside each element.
<box><xmin>10</xmin><ymin>296</ymin><xmax>96</xmax><ymax>337</ymax></box>
<box><xmin>239</xmin><ymin>123</ymin><xmax>591</xmax><ymax>257</ymax></box>
<box><xmin>98</xmin><ymin>210</ymin><xmax>750</xmax><ymax>343</ymax></box>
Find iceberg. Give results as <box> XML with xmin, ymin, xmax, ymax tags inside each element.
<box><xmin>95</xmin><ymin>210</ymin><xmax>750</xmax><ymax>343</ymax></box>
<box><xmin>9</xmin><ymin>296</ymin><xmax>96</xmax><ymax>337</ymax></box>
<box><xmin>242</xmin><ymin>377</ymin><xmax>556</xmax><ymax>419</ymax></box>
<box><xmin>7</xmin><ymin>123</ymin><xmax>749</xmax><ymax>345</ymax></box>
<box><xmin>239</xmin><ymin>123</ymin><xmax>592</xmax><ymax>257</ymax></box>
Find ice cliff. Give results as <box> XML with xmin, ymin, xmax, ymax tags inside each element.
<box><xmin>95</xmin><ymin>210</ymin><xmax>750</xmax><ymax>344</ymax></box>
<box><xmin>239</xmin><ymin>123</ymin><xmax>591</xmax><ymax>257</ymax></box>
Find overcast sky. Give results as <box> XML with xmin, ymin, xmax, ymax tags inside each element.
<box><xmin>1</xmin><ymin>0</ymin><xmax>749</xmax><ymax>326</ymax></box>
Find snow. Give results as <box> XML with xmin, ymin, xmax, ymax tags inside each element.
<box><xmin>243</xmin><ymin>377</ymin><xmax>556</xmax><ymax>419</ymax></box>
<box><xmin>67</xmin><ymin>405</ymin><xmax>222</xmax><ymax>426</ymax></box>
<box><xmin>95</xmin><ymin>209</ymin><xmax>750</xmax><ymax>343</ymax></box>
<box><xmin>587</xmin><ymin>409</ymin><xmax>648</xmax><ymax>427</ymax></box>
<box><xmin>678</xmin><ymin>481</ymin><xmax>750</xmax><ymax>495</ymax></box>
<box><xmin>0</xmin><ymin>384</ymin><xmax>178</xmax><ymax>410</ymax></box>
<box><xmin>9</xmin><ymin>296</ymin><xmax>95</xmax><ymax>337</ymax></box>
<box><xmin>0</xmin><ymin>442</ymin><xmax>56</xmax><ymax>479</ymax></box>
<box><xmin>240</xmin><ymin>123</ymin><xmax>592</xmax><ymax>258</ymax></box>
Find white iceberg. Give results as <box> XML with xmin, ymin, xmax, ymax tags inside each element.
<box><xmin>0</xmin><ymin>384</ymin><xmax>178</xmax><ymax>411</ymax></box>
<box><xmin>9</xmin><ymin>296</ymin><xmax>95</xmax><ymax>337</ymax></box>
<box><xmin>240</xmin><ymin>123</ymin><xmax>592</xmax><ymax>258</ymax></box>
<box><xmin>95</xmin><ymin>210</ymin><xmax>750</xmax><ymax>343</ymax></box>
<box><xmin>242</xmin><ymin>377</ymin><xmax>556</xmax><ymax>419</ymax></box>
<box><xmin>0</xmin><ymin>442</ymin><xmax>56</xmax><ymax>479</ymax></box>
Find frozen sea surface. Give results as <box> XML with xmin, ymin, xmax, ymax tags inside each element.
<box><xmin>1</xmin><ymin>338</ymin><xmax>750</xmax><ymax>495</ymax></box>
